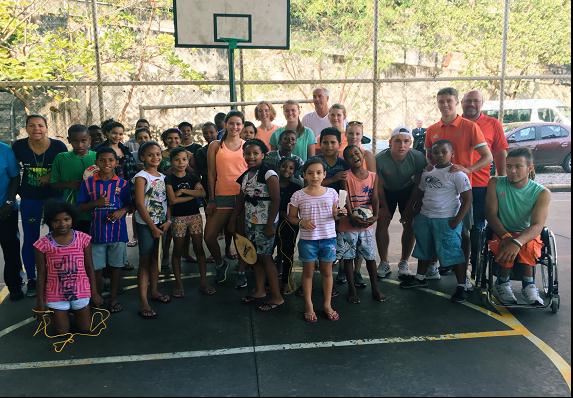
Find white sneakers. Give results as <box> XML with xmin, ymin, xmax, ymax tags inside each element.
<box><xmin>425</xmin><ymin>263</ymin><xmax>441</xmax><ymax>280</ymax></box>
<box><xmin>398</xmin><ymin>260</ymin><xmax>411</xmax><ymax>278</ymax></box>
<box><xmin>522</xmin><ymin>284</ymin><xmax>544</xmax><ymax>306</ymax></box>
<box><xmin>495</xmin><ymin>281</ymin><xmax>544</xmax><ymax>306</ymax></box>
<box><xmin>377</xmin><ymin>261</ymin><xmax>391</xmax><ymax>278</ymax></box>
<box><xmin>494</xmin><ymin>281</ymin><xmax>518</xmax><ymax>304</ymax></box>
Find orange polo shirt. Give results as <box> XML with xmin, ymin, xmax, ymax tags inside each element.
<box><xmin>469</xmin><ymin>113</ymin><xmax>509</xmax><ymax>188</ymax></box>
<box><xmin>425</xmin><ymin>115</ymin><xmax>487</xmax><ymax>184</ymax></box>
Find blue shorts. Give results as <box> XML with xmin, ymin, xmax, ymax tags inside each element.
<box><xmin>135</xmin><ymin>222</ymin><xmax>160</xmax><ymax>256</ymax></box>
<box><xmin>412</xmin><ymin>214</ymin><xmax>465</xmax><ymax>267</ymax></box>
<box><xmin>336</xmin><ymin>229</ymin><xmax>376</xmax><ymax>261</ymax></box>
<box><xmin>47</xmin><ymin>297</ymin><xmax>90</xmax><ymax>311</ymax></box>
<box><xmin>298</xmin><ymin>238</ymin><xmax>337</xmax><ymax>263</ymax></box>
<box><xmin>92</xmin><ymin>242</ymin><xmax>127</xmax><ymax>270</ymax></box>
<box><xmin>245</xmin><ymin>222</ymin><xmax>277</xmax><ymax>256</ymax></box>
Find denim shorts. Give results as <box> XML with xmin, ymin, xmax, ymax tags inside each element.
<box><xmin>412</xmin><ymin>214</ymin><xmax>465</xmax><ymax>267</ymax></box>
<box><xmin>336</xmin><ymin>229</ymin><xmax>376</xmax><ymax>261</ymax></box>
<box><xmin>298</xmin><ymin>238</ymin><xmax>337</xmax><ymax>263</ymax></box>
<box><xmin>92</xmin><ymin>242</ymin><xmax>127</xmax><ymax>270</ymax></box>
<box><xmin>245</xmin><ymin>222</ymin><xmax>277</xmax><ymax>256</ymax></box>
<box><xmin>135</xmin><ymin>222</ymin><xmax>160</xmax><ymax>256</ymax></box>
<box><xmin>47</xmin><ymin>297</ymin><xmax>90</xmax><ymax>311</ymax></box>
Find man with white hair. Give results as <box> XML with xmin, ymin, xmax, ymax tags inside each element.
<box><xmin>411</xmin><ymin>119</ymin><xmax>426</xmax><ymax>153</ymax></box>
<box><xmin>302</xmin><ymin>88</ymin><xmax>332</xmax><ymax>140</ymax></box>
<box><xmin>375</xmin><ymin>126</ymin><xmax>427</xmax><ymax>279</ymax></box>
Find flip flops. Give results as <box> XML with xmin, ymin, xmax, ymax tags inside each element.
<box><xmin>107</xmin><ymin>301</ymin><xmax>123</xmax><ymax>313</ymax></box>
<box><xmin>199</xmin><ymin>286</ymin><xmax>216</xmax><ymax>296</ymax></box>
<box><xmin>325</xmin><ymin>310</ymin><xmax>340</xmax><ymax>321</ymax></box>
<box><xmin>303</xmin><ymin>312</ymin><xmax>318</xmax><ymax>323</ymax></box>
<box><xmin>257</xmin><ymin>302</ymin><xmax>284</xmax><ymax>312</ymax></box>
<box><xmin>151</xmin><ymin>293</ymin><xmax>171</xmax><ymax>304</ymax></box>
<box><xmin>138</xmin><ymin>309</ymin><xmax>157</xmax><ymax>319</ymax></box>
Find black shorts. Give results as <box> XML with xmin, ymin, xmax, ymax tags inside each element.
<box><xmin>383</xmin><ymin>185</ymin><xmax>414</xmax><ymax>217</ymax></box>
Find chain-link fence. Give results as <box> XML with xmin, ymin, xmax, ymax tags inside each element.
<box><xmin>0</xmin><ymin>0</ymin><xmax>571</xmax><ymax>149</ymax></box>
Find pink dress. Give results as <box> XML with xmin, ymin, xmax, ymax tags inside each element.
<box><xmin>33</xmin><ymin>231</ymin><xmax>92</xmax><ymax>303</ymax></box>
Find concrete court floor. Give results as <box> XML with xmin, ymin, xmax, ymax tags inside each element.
<box><xmin>0</xmin><ymin>192</ymin><xmax>570</xmax><ymax>396</ymax></box>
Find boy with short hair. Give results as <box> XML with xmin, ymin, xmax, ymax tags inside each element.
<box><xmin>264</xmin><ymin>129</ymin><xmax>304</xmax><ymax>184</ymax></box>
<box><xmin>400</xmin><ymin>139</ymin><xmax>473</xmax><ymax>303</ymax></box>
<box><xmin>77</xmin><ymin>147</ymin><xmax>132</xmax><ymax>313</ymax></box>
<box><xmin>50</xmin><ymin>124</ymin><xmax>96</xmax><ymax>233</ymax></box>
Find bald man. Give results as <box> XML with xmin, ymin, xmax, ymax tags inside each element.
<box><xmin>461</xmin><ymin>90</ymin><xmax>508</xmax><ymax>280</ymax></box>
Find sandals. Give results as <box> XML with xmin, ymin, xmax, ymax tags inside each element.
<box><xmin>257</xmin><ymin>302</ymin><xmax>284</xmax><ymax>312</ymax></box>
<box><xmin>151</xmin><ymin>293</ymin><xmax>171</xmax><ymax>304</ymax></box>
<box><xmin>138</xmin><ymin>309</ymin><xmax>157</xmax><ymax>319</ymax></box>
<box><xmin>303</xmin><ymin>312</ymin><xmax>318</xmax><ymax>323</ymax></box>
<box><xmin>324</xmin><ymin>310</ymin><xmax>340</xmax><ymax>321</ymax></box>
<box><xmin>347</xmin><ymin>295</ymin><xmax>361</xmax><ymax>304</ymax></box>
<box><xmin>199</xmin><ymin>286</ymin><xmax>216</xmax><ymax>296</ymax></box>
<box><xmin>107</xmin><ymin>301</ymin><xmax>123</xmax><ymax>313</ymax></box>
<box><xmin>172</xmin><ymin>289</ymin><xmax>185</xmax><ymax>299</ymax></box>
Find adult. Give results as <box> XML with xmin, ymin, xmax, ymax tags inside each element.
<box><xmin>254</xmin><ymin>101</ymin><xmax>280</xmax><ymax>151</ymax></box>
<box><xmin>411</xmin><ymin>119</ymin><xmax>426</xmax><ymax>153</ymax></box>
<box><xmin>461</xmin><ymin>89</ymin><xmax>508</xmax><ymax>276</ymax></box>
<box><xmin>375</xmin><ymin>126</ymin><xmax>427</xmax><ymax>279</ymax></box>
<box><xmin>424</xmin><ymin>87</ymin><xmax>493</xmax><ymax>280</ymax></box>
<box><xmin>0</xmin><ymin>142</ymin><xmax>24</xmax><ymax>300</ymax></box>
<box><xmin>329</xmin><ymin>103</ymin><xmax>349</xmax><ymax>153</ymax></box>
<box><xmin>486</xmin><ymin>148</ymin><xmax>549</xmax><ymax>305</ymax></box>
<box><xmin>205</xmin><ymin>110</ymin><xmax>248</xmax><ymax>285</ymax></box>
<box><xmin>302</xmin><ymin>87</ymin><xmax>331</xmax><ymax>140</ymax></box>
<box><xmin>269</xmin><ymin>100</ymin><xmax>316</xmax><ymax>161</ymax></box>
<box><xmin>12</xmin><ymin>114</ymin><xmax>67</xmax><ymax>297</ymax></box>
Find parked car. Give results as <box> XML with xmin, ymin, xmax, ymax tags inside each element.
<box><xmin>483</xmin><ymin>99</ymin><xmax>571</xmax><ymax>126</ymax></box>
<box><xmin>361</xmin><ymin>135</ymin><xmax>389</xmax><ymax>155</ymax></box>
<box><xmin>505</xmin><ymin>122</ymin><xmax>571</xmax><ymax>172</ymax></box>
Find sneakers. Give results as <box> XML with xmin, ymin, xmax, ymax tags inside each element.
<box><xmin>494</xmin><ymin>281</ymin><xmax>517</xmax><ymax>304</ymax></box>
<box><xmin>235</xmin><ymin>272</ymin><xmax>247</xmax><ymax>289</ymax></box>
<box><xmin>451</xmin><ymin>286</ymin><xmax>468</xmax><ymax>303</ymax></box>
<box><xmin>522</xmin><ymin>284</ymin><xmax>544</xmax><ymax>306</ymax></box>
<box><xmin>397</xmin><ymin>260</ymin><xmax>410</xmax><ymax>280</ymax></box>
<box><xmin>335</xmin><ymin>269</ymin><xmax>347</xmax><ymax>285</ymax></box>
<box><xmin>215</xmin><ymin>261</ymin><xmax>229</xmax><ymax>285</ymax></box>
<box><xmin>377</xmin><ymin>261</ymin><xmax>391</xmax><ymax>279</ymax></box>
<box><xmin>354</xmin><ymin>271</ymin><xmax>367</xmax><ymax>288</ymax></box>
<box><xmin>399</xmin><ymin>276</ymin><xmax>428</xmax><ymax>289</ymax></box>
<box><xmin>425</xmin><ymin>264</ymin><xmax>441</xmax><ymax>280</ymax></box>
<box><xmin>25</xmin><ymin>279</ymin><xmax>36</xmax><ymax>298</ymax></box>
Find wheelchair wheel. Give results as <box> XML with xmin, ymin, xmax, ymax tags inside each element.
<box><xmin>551</xmin><ymin>296</ymin><xmax>560</xmax><ymax>314</ymax></box>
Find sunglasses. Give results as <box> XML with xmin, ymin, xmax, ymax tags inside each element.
<box><xmin>347</xmin><ymin>121</ymin><xmax>363</xmax><ymax>126</ymax></box>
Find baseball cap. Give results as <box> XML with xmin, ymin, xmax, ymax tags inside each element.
<box><xmin>391</xmin><ymin>126</ymin><xmax>413</xmax><ymax>139</ymax></box>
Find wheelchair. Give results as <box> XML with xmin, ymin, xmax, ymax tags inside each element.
<box><xmin>474</xmin><ymin>227</ymin><xmax>560</xmax><ymax>313</ymax></box>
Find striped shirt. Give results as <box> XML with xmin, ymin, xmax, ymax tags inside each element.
<box><xmin>289</xmin><ymin>187</ymin><xmax>338</xmax><ymax>240</ymax></box>
<box><xmin>77</xmin><ymin>175</ymin><xmax>132</xmax><ymax>244</ymax></box>
<box><xmin>33</xmin><ymin>231</ymin><xmax>92</xmax><ymax>303</ymax></box>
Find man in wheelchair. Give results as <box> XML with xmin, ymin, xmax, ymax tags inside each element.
<box><xmin>485</xmin><ymin>148</ymin><xmax>551</xmax><ymax>305</ymax></box>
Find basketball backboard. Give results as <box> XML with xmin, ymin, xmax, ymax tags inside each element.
<box><xmin>174</xmin><ymin>0</ymin><xmax>290</xmax><ymax>49</ymax></box>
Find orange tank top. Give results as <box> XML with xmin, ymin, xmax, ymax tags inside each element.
<box><xmin>215</xmin><ymin>139</ymin><xmax>247</xmax><ymax>196</ymax></box>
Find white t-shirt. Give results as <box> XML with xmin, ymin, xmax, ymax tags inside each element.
<box><xmin>302</xmin><ymin>111</ymin><xmax>331</xmax><ymax>139</ymax></box>
<box><xmin>419</xmin><ymin>165</ymin><xmax>471</xmax><ymax>218</ymax></box>
<box><xmin>132</xmin><ymin>170</ymin><xmax>167</xmax><ymax>225</ymax></box>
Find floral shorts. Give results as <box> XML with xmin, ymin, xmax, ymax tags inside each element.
<box><xmin>172</xmin><ymin>214</ymin><xmax>203</xmax><ymax>238</ymax></box>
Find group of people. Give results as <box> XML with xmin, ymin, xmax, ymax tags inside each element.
<box><xmin>0</xmin><ymin>86</ymin><xmax>550</xmax><ymax>331</ymax></box>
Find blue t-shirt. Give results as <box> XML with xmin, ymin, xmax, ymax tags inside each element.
<box><xmin>313</xmin><ymin>154</ymin><xmax>350</xmax><ymax>192</ymax></box>
<box><xmin>77</xmin><ymin>174</ymin><xmax>132</xmax><ymax>244</ymax></box>
<box><xmin>12</xmin><ymin>138</ymin><xmax>67</xmax><ymax>200</ymax></box>
<box><xmin>0</xmin><ymin>142</ymin><xmax>19</xmax><ymax>207</ymax></box>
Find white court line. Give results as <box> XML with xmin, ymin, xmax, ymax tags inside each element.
<box><xmin>0</xmin><ymin>329</ymin><xmax>523</xmax><ymax>371</ymax></box>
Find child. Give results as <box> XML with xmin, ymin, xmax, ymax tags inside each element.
<box><xmin>77</xmin><ymin>147</ymin><xmax>132</xmax><ymax>313</ymax></box>
<box><xmin>264</xmin><ymin>129</ymin><xmax>305</xmax><ymax>183</ymax></box>
<box><xmin>166</xmin><ymin>147</ymin><xmax>214</xmax><ymax>297</ymax></box>
<box><xmin>288</xmin><ymin>158</ymin><xmax>346</xmax><ymax>323</ymax></box>
<box><xmin>50</xmin><ymin>124</ymin><xmax>96</xmax><ymax>234</ymax></box>
<box><xmin>88</xmin><ymin>125</ymin><xmax>104</xmax><ymax>149</ymax></box>
<box><xmin>195</xmin><ymin>122</ymin><xmax>218</xmax><ymax>198</ymax></box>
<box><xmin>275</xmin><ymin>157</ymin><xmax>302</xmax><ymax>295</ymax></box>
<box><xmin>133</xmin><ymin>141</ymin><xmax>172</xmax><ymax>319</ymax></box>
<box><xmin>128</xmin><ymin>127</ymin><xmax>152</xmax><ymax>249</ymax></box>
<box><xmin>345</xmin><ymin>121</ymin><xmax>375</xmax><ymax>171</ymax></box>
<box><xmin>99</xmin><ymin>120</ymin><xmax>138</xmax><ymax>182</ymax></box>
<box><xmin>240</xmin><ymin>121</ymin><xmax>257</xmax><ymax>141</ymax></box>
<box><xmin>400</xmin><ymin>140</ymin><xmax>472</xmax><ymax>303</ymax></box>
<box><xmin>34</xmin><ymin>201</ymin><xmax>102</xmax><ymax>334</ymax></box>
<box><xmin>338</xmin><ymin>145</ymin><xmax>385</xmax><ymax>303</ymax></box>
<box><xmin>229</xmin><ymin>139</ymin><xmax>283</xmax><ymax>310</ymax></box>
